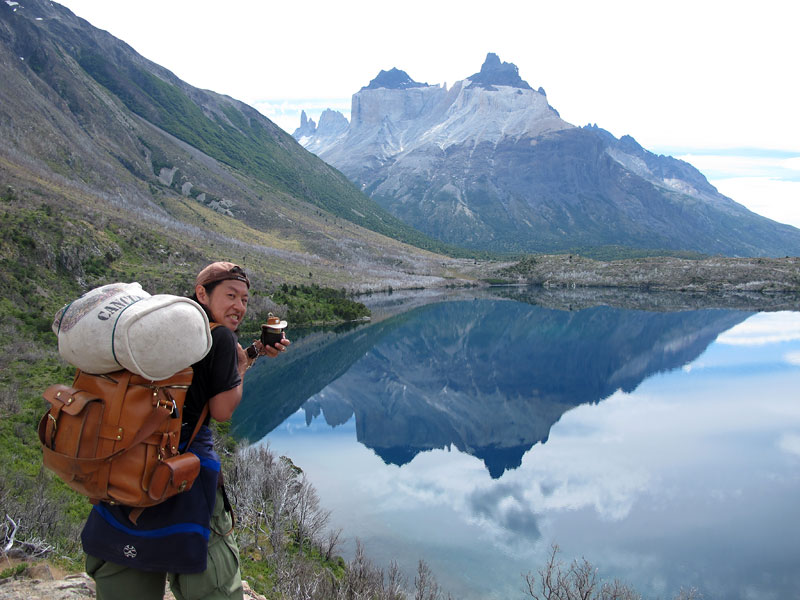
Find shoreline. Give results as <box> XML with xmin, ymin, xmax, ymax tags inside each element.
<box><xmin>486</xmin><ymin>254</ymin><xmax>800</xmax><ymax>294</ymax></box>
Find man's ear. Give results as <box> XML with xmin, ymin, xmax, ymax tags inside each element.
<box><xmin>195</xmin><ymin>284</ymin><xmax>209</xmax><ymax>304</ymax></box>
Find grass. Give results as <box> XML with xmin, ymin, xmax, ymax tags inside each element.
<box><xmin>158</xmin><ymin>194</ymin><xmax>306</xmax><ymax>255</ymax></box>
<box><xmin>0</xmin><ymin>339</ymin><xmax>91</xmax><ymax>565</ymax></box>
<box><xmin>0</xmin><ymin>564</ymin><xmax>29</xmax><ymax>579</ymax></box>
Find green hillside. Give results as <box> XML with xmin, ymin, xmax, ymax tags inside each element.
<box><xmin>71</xmin><ymin>46</ymin><xmax>473</xmax><ymax>257</ymax></box>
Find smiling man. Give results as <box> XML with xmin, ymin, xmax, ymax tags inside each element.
<box><xmin>189</xmin><ymin>261</ymin><xmax>286</xmax><ymax>422</ymax></box>
<box><xmin>82</xmin><ymin>261</ymin><xmax>289</xmax><ymax>600</ymax></box>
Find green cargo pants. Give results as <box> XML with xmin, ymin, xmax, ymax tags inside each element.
<box><xmin>86</xmin><ymin>488</ymin><xmax>243</xmax><ymax>600</ymax></box>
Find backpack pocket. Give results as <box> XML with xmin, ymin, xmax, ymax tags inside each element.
<box><xmin>147</xmin><ymin>453</ymin><xmax>202</xmax><ymax>503</ymax></box>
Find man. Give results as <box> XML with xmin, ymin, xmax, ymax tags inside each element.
<box><xmin>83</xmin><ymin>262</ymin><xmax>289</xmax><ymax>600</ymax></box>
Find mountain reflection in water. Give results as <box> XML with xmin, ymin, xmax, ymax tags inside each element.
<box><xmin>236</xmin><ymin>296</ymin><xmax>750</xmax><ymax>477</ymax></box>
<box><xmin>235</xmin><ymin>292</ymin><xmax>800</xmax><ymax>600</ymax></box>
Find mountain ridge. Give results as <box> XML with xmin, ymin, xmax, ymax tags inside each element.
<box><xmin>294</xmin><ymin>53</ymin><xmax>800</xmax><ymax>257</ymax></box>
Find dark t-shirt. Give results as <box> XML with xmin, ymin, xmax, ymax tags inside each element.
<box><xmin>182</xmin><ymin>325</ymin><xmax>242</xmax><ymax>431</ymax></box>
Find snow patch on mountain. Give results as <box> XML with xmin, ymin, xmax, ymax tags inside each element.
<box><xmin>662</xmin><ymin>178</ymin><xmax>699</xmax><ymax>195</ymax></box>
<box><xmin>420</xmin><ymin>80</ymin><xmax>568</xmax><ymax>149</ymax></box>
<box><xmin>606</xmin><ymin>146</ymin><xmax>651</xmax><ymax>178</ymax></box>
<box><xmin>606</xmin><ymin>147</ymin><xmax>703</xmax><ymax>198</ymax></box>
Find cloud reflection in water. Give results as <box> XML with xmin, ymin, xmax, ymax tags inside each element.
<box><xmin>258</xmin><ymin>303</ymin><xmax>800</xmax><ymax>599</ymax></box>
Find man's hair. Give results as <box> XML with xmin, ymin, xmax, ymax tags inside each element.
<box><xmin>191</xmin><ymin>262</ymin><xmax>249</xmax><ymax>327</ymax></box>
<box><xmin>195</xmin><ymin>262</ymin><xmax>250</xmax><ymax>289</ymax></box>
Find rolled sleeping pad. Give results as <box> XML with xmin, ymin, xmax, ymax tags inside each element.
<box><xmin>53</xmin><ymin>282</ymin><xmax>213</xmax><ymax>380</ymax></box>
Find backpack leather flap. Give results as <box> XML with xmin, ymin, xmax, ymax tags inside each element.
<box><xmin>43</xmin><ymin>385</ymin><xmax>101</xmax><ymax>416</ymax></box>
<box><xmin>129</xmin><ymin>367</ymin><xmax>194</xmax><ymax>388</ymax></box>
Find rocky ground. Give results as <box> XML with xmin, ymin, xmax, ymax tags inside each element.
<box><xmin>0</xmin><ymin>562</ymin><xmax>267</xmax><ymax>600</ymax></box>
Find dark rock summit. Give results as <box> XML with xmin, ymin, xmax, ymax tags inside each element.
<box><xmin>362</xmin><ymin>67</ymin><xmax>427</xmax><ymax>90</ymax></box>
<box><xmin>467</xmin><ymin>52</ymin><xmax>533</xmax><ymax>90</ymax></box>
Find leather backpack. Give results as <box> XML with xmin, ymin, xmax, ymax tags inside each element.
<box><xmin>38</xmin><ymin>367</ymin><xmax>207</xmax><ymax>508</ymax></box>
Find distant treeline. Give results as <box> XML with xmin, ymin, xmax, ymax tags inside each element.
<box><xmin>271</xmin><ymin>283</ymin><xmax>370</xmax><ymax>325</ymax></box>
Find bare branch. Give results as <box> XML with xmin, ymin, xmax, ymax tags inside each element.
<box><xmin>2</xmin><ymin>514</ymin><xmax>18</xmax><ymax>554</ymax></box>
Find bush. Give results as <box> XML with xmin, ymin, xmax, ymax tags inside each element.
<box><xmin>271</xmin><ymin>284</ymin><xmax>369</xmax><ymax>326</ymax></box>
<box><xmin>524</xmin><ymin>545</ymin><xmax>702</xmax><ymax>600</ymax></box>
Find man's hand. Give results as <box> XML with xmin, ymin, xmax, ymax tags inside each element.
<box><xmin>254</xmin><ymin>337</ymin><xmax>290</xmax><ymax>358</ymax></box>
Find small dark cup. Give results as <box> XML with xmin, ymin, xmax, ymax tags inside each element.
<box><xmin>261</xmin><ymin>324</ymin><xmax>286</xmax><ymax>348</ymax></box>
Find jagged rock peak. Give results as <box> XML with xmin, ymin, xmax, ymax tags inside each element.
<box><xmin>362</xmin><ymin>67</ymin><xmax>428</xmax><ymax>90</ymax></box>
<box><xmin>467</xmin><ymin>52</ymin><xmax>532</xmax><ymax>90</ymax></box>
<box><xmin>293</xmin><ymin>109</ymin><xmax>317</xmax><ymax>138</ymax></box>
<box><xmin>316</xmin><ymin>109</ymin><xmax>349</xmax><ymax>135</ymax></box>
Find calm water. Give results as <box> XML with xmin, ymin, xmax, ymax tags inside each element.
<box><xmin>234</xmin><ymin>290</ymin><xmax>800</xmax><ymax>599</ymax></box>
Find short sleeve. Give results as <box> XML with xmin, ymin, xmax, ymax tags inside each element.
<box><xmin>182</xmin><ymin>325</ymin><xmax>242</xmax><ymax>429</ymax></box>
<box><xmin>204</xmin><ymin>326</ymin><xmax>242</xmax><ymax>397</ymax></box>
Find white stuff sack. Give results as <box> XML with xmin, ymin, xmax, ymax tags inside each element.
<box><xmin>52</xmin><ymin>282</ymin><xmax>150</xmax><ymax>374</ymax></box>
<box><xmin>53</xmin><ymin>283</ymin><xmax>213</xmax><ymax>380</ymax></box>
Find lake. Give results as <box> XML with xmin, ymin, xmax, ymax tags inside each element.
<box><xmin>233</xmin><ymin>288</ymin><xmax>800</xmax><ymax>599</ymax></box>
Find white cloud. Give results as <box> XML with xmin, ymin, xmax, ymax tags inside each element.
<box><xmin>251</xmin><ymin>98</ymin><xmax>351</xmax><ymax>134</ymax></box>
<box><xmin>678</xmin><ymin>153</ymin><xmax>800</xmax><ymax>181</ymax></box>
<box><xmin>710</xmin><ymin>177</ymin><xmax>800</xmax><ymax>228</ymax></box>
<box><xmin>717</xmin><ymin>312</ymin><xmax>800</xmax><ymax>346</ymax></box>
<box><xmin>784</xmin><ymin>352</ymin><xmax>800</xmax><ymax>366</ymax></box>
<box><xmin>778</xmin><ymin>433</ymin><xmax>800</xmax><ymax>458</ymax></box>
<box><xmin>664</xmin><ymin>150</ymin><xmax>800</xmax><ymax>227</ymax></box>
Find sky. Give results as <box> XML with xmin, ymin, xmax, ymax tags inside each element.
<box><xmin>55</xmin><ymin>0</ymin><xmax>800</xmax><ymax>228</ymax></box>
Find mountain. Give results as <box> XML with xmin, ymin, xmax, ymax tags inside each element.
<box><xmin>313</xmin><ymin>301</ymin><xmax>750</xmax><ymax>477</ymax></box>
<box><xmin>234</xmin><ymin>295</ymin><xmax>751</xmax><ymax>478</ymax></box>
<box><xmin>294</xmin><ymin>53</ymin><xmax>800</xmax><ymax>257</ymax></box>
<box><xmin>0</xmin><ymin>0</ymin><xmax>479</xmax><ymax>306</ymax></box>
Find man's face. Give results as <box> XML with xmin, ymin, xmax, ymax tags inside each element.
<box><xmin>197</xmin><ymin>279</ymin><xmax>249</xmax><ymax>331</ymax></box>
